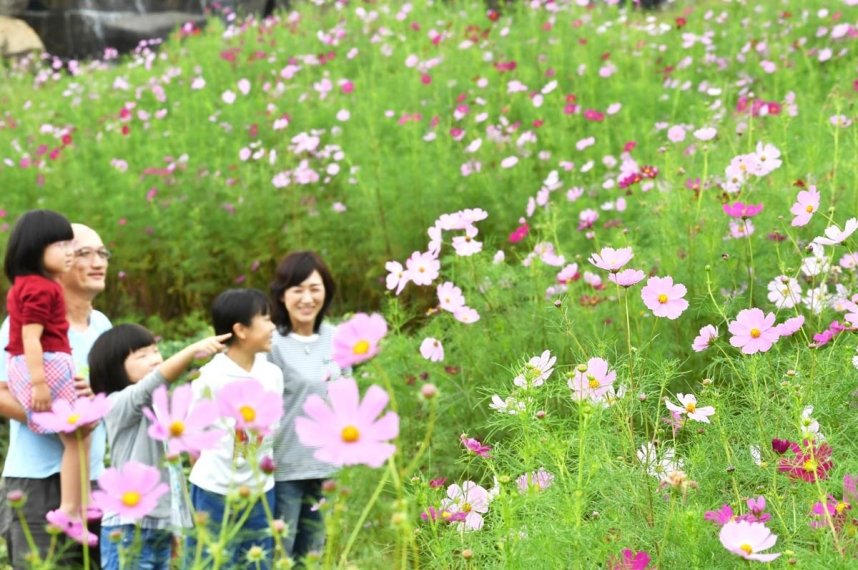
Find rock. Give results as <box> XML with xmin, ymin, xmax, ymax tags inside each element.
<box><xmin>0</xmin><ymin>0</ymin><xmax>27</xmax><ymax>17</ymax></box>
<box><xmin>0</xmin><ymin>16</ymin><xmax>44</xmax><ymax>57</ymax></box>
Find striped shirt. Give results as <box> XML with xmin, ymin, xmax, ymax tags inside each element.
<box><xmin>268</xmin><ymin>322</ymin><xmax>344</xmax><ymax>481</ymax></box>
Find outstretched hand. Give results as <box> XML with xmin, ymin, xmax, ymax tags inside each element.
<box><xmin>190</xmin><ymin>333</ymin><xmax>232</xmax><ymax>360</ymax></box>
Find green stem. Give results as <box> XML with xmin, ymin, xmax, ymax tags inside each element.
<box><xmin>338</xmin><ymin>460</ymin><xmax>392</xmax><ymax>567</ymax></box>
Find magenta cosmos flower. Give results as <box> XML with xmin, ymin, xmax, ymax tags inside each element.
<box><xmin>91</xmin><ymin>461</ymin><xmax>168</xmax><ymax>521</ymax></box>
<box><xmin>790</xmin><ymin>187</ymin><xmax>820</xmax><ymax>227</ymax></box>
<box><xmin>728</xmin><ymin>308</ymin><xmax>780</xmax><ymax>354</ymax></box>
<box><xmin>777</xmin><ymin>441</ymin><xmax>833</xmax><ymax>482</ymax></box>
<box><xmin>568</xmin><ymin>357</ymin><xmax>616</xmax><ymax>401</ymax></box>
<box><xmin>608</xmin><ymin>549</ymin><xmax>651</xmax><ymax>570</ymax></box>
<box><xmin>331</xmin><ymin>312</ymin><xmax>388</xmax><ymax>368</ymax></box>
<box><xmin>588</xmin><ymin>246</ymin><xmax>633</xmax><ymax>273</ymax></box>
<box><xmin>719</xmin><ymin>520</ymin><xmax>781</xmax><ymax>562</ymax></box>
<box><xmin>144</xmin><ymin>385</ymin><xmax>223</xmax><ymax>456</ymax></box>
<box><xmin>32</xmin><ymin>393</ymin><xmax>111</xmax><ymax>433</ymax></box>
<box><xmin>218</xmin><ymin>379</ymin><xmax>284</xmax><ymax>436</ymax></box>
<box><xmin>723</xmin><ymin>202</ymin><xmax>763</xmax><ymax>219</ymax></box>
<box><xmin>295</xmin><ymin>377</ymin><xmax>399</xmax><ymax>468</ymax></box>
<box><xmin>461</xmin><ymin>435</ymin><xmax>491</xmax><ymax>458</ymax></box>
<box><xmin>641</xmin><ymin>276</ymin><xmax>689</xmax><ymax>320</ymax></box>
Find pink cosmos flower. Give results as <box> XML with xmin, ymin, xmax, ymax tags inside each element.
<box><xmin>419</xmin><ymin>337</ymin><xmax>444</xmax><ymax>362</ymax></box>
<box><xmin>809</xmin><ymin>474</ymin><xmax>857</xmax><ymax>531</ymax></box>
<box><xmin>719</xmin><ymin>520</ymin><xmax>781</xmax><ymax>562</ymax></box>
<box><xmin>665</xmin><ymin>393</ymin><xmax>715</xmax><ymax>423</ymax></box>
<box><xmin>704</xmin><ymin>504</ymin><xmax>735</xmax><ymax>526</ymax></box>
<box><xmin>775</xmin><ymin>315</ymin><xmax>804</xmax><ymax>337</ymax></box>
<box><xmin>453</xmin><ymin>306</ymin><xmax>480</xmax><ymax>324</ymax></box>
<box><xmin>91</xmin><ymin>461</ymin><xmax>168</xmax><ymax>521</ymax></box>
<box><xmin>568</xmin><ymin>357</ymin><xmax>616</xmax><ymax>401</ymax></box>
<box><xmin>440</xmin><ymin>482</ymin><xmax>490</xmax><ymax>531</ymax></box>
<box><xmin>516</xmin><ymin>468</ymin><xmax>554</xmax><ymax>493</ymax></box>
<box><xmin>144</xmin><ymin>385</ymin><xmax>223</xmax><ymax>456</ymax></box>
<box><xmin>461</xmin><ymin>435</ymin><xmax>491</xmax><ymax>458</ymax></box>
<box><xmin>556</xmin><ymin>263</ymin><xmax>580</xmax><ymax>284</ymax></box>
<box><xmin>331</xmin><ymin>313</ymin><xmax>388</xmax><ymax>368</ymax></box>
<box><xmin>728</xmin><ymin>308</ymin><xmax>780</xmax><ymax>354</ymax></box>
<box><xmin>32</xmin><ymin>393</ymin><xmax>111</xmax><ymax>433</ymax></box>
<box><xmin>588</xmin><ymin>246</ymin><xmax>634</xmax><ymax>273</ymax></box>
<box><xmin>405</xmin><ymin>251</ymin><xmax>441</xmax><ymax>286</ymax></box>
<box><xmin>723</xmin><ymin>202</ymin><xmax>763</xmax><ymax>219</ymax></box>
<box><xmin>640</xmin><ymin>276</ymin><xmax>689</xmax><ymax>320</ymax></box>
<box><xmin>436</xmin><ymin>281</ymin><xmax>466</xmax><ymax>313</ymax></box>
<box><xmin>692</xmin><ymin>324</ymin><xmax>718</xmax><ymax>352</ymax></box>
<box><xmin>790</xmin><ymin>187</ymin><xmax>820</xmax><ymax>227</ymax></box>
<box><xmin>608</xmin><ymin>549</ymin><xmax>652</xmax><ymax>570</ymax></box>
<box><xmin>295</xmin><ymin>377</ymin><xmax>399</xmax><ymax>468</ymax></box>
<box><xmin>608</xmin><ymin>269</ymin><xmax>645</xmax><ymax>288</ymax></box>
<box><xmin>217</xmin><ymin>379</ymin><xmax>284</xmax><ymax>436</ymax></box>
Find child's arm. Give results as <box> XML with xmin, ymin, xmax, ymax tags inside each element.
<box><xmin>158</xmin><ymin>333</ymin><xmax>232</xmax><ymax>382</ymax></box>
<box><xmin>22</xmin><ymin>323</ymin><xmax>50</xmax><ymax>412</ymax></box>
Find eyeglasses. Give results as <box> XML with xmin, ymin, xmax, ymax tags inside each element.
<box><xmin>74</xmin><ymin>248</ymin><xmax>112</xmax><ymax>261</ymax></box>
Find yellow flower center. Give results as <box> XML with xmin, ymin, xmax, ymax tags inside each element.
<box><xmin>739</xmin><ymin>544</ymin><xmax>753</xmax><ymax>555</ymax></box>
<box><xmin>803</xmin><ymin>459</ymin><xmax>818</xmax><ymax>472</ymax></box>
<box><xmin>750</xmin><ymin>328</ymin><xmax>761</xmax><ymax>338</ymax></box>
<box><xmin>67</xmin><ymin>414</ymin><xmax>80</xmax><ymax>425</ymax></box>
<box><xmin>836</xmin><ymin>502</ymin><xmax>848</xmax><ymax>514</ymax></box>
<box><xmin>122</xmin><ymin>491</ymin><xmax>141</xmax><ymax>507</ymax></box>
<box><xmin>806</xmin><ymin>205</ymin><xmax>814</xmax><ymax>213</ymax></box>
<box><xmin>587</xmin><ymin>375</ymin><xmax>600</xmax><ymax>389</ymax></box>
<box><xmin>657</xmin><ymin>294</ymin><xmax>668</xmax><ymax>304</ymax></box>
<box><xmin>353</xmin><ymin>340</ymin><xmax>370</xmax><ymax>355</ymax></box>
<box><xmin>462</xmin><ymin>502</ymin><xmax>472</xmax><ymax>513</ymax></box>
<box><xmin>239</xmin><ymin>405</ymin><xmax>256</xmax><ymax>423</ymax></box>
<box><xmin>169</xmin><ymin>421</ymin><xmax>185</xmax><ymax>437</ymax></box>
<box><xmin>441</xmin><ymin>510</ymin><xmax>452</xmax><ymax>520</ymax></box>
<box><xmin>685</xmin><ymin>403</ymin><xmax>696</xmax><ymax>413</ymax></box>
<box><xmin>341</xmin><ymin>425</ymin><xmax>360</xmax><ymax>443</ymax></box>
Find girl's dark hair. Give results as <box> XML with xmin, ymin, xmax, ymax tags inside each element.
<box><xmin>211</xmin><ymin>288</ymin><xmax>271</xmax><ymax>344</ymax></box>
<box><xmin>89</xmin><ymin>324</ymin><xmax>157</xmax><ymax>395</ymax></box>
<box><xmin>4</xmin><ymin>210</ymin><xmax>74</xmax><ymax>282</ymax></box>
<box><xmin>270</xmin><ymin>251</ymin><xmax>336</xmax><ymax>334</ymax></box>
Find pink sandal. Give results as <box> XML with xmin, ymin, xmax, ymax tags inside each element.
<box><xmin>85</xmin><ymin>506</ymin><xmax>103</xmax><ymax>522</ymax></box>
<box><xmin>46</xmin><ymin>509</ymin><xmax>98</xmax><ymax>546</ymax></box>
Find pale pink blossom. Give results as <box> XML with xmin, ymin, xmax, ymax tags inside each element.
<box><xmin>588</xmin><ymin>246</ymin><xmax>633</xmax><ymax>273</ymax></box>
<box><xmin>692</xmin><ymin>325</ymin><xmax>718</xmax><ymax>352</ymax></box>
<box><xmin>640</xmin><ymin>276</ymin><xmax>689</xmax><ymax>320</ymax></box>
<box><xmin>437</xmin><ymin>282</ymin><xmax>466</xmax><ymax>313</ymax></box>
<box><xmin>728</xmin><ymin>308</ymin><xmax>780</xmax><ymax>354</ymax></box>
<box><xmin>719</xmin><ymin>520</ymin><xmax>781</xmax><ymax>562</ymax></box>
<box><xmin>419</xmin><ymin>337</ymin><xmax>444</xmax><ymax>362</ymax></box>
<box><xmin>405</xmin><ymin>251</ymin><xmax>440</xmax><ymax>286</ymax></box>
<box><xmin>790</xmin><ymin>187</ymin><xmax>820</xmax><ymax>227</ymax></box>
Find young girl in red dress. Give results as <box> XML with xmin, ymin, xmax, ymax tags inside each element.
<box><xmin>4</xmin><ymin>210</ymin><xmax>96</xmax><ymax>545</ymax></box>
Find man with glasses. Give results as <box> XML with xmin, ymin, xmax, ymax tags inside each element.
<box><xmin>0</xmin><ymin>223</ymin><xmax>112</xmax><ymax>568</ymax></box>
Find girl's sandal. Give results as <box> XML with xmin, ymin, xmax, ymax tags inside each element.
<box><xmin>85</xmin><ymin>506</ymin><xmax>103</xmax><ymax>522</ymax></box>
<box><xmin>46</xmin><ymin>509</ymin><xmax>98</xmax><ymax>546</ymax></box>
